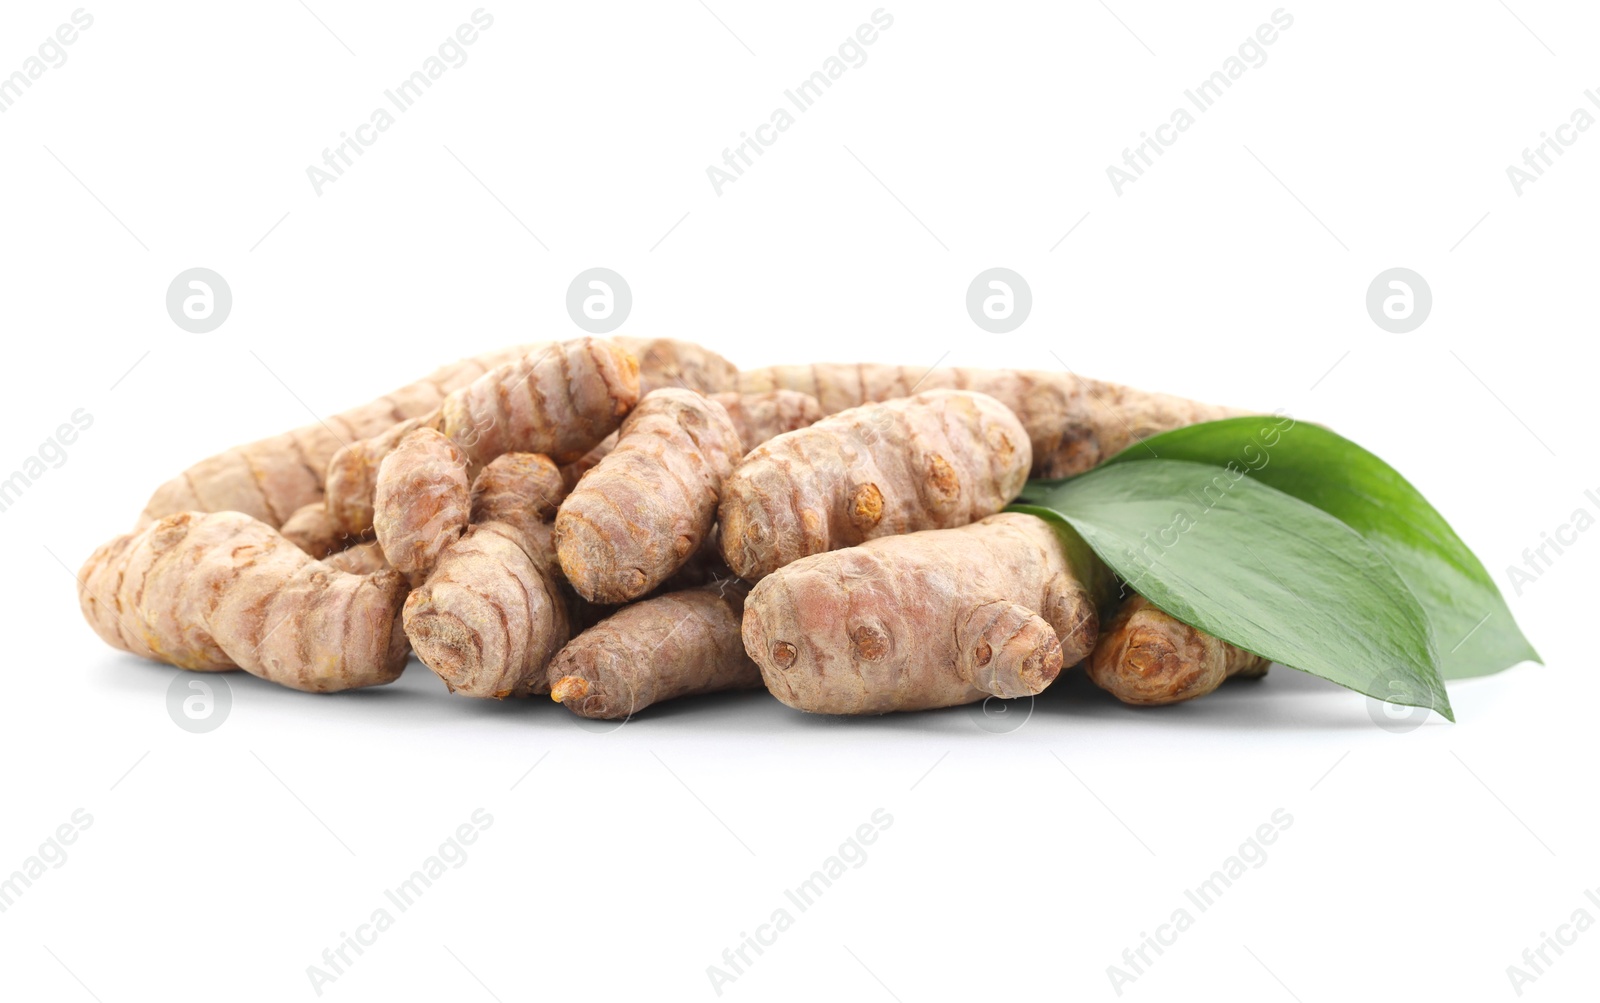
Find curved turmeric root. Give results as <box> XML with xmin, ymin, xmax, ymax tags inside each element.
<box><xmin>708</xmin><ymin>390</ymin><xmax>822</xmax><ymax>449</ymax></box>
<box><xmin>326</xmin><ymin>337</ymin><xmax>638</xmax><ymax>537</ymax></box>
<box><xmin>549</xmin><ymin>581</ymin><xmax>759</xmax><ymax>719</ymax></box>
<box><xmin>324</xmin><ymin>540</ymin><xmax>390</xmax><ymax>575</ymax></box>
<box><xmin>719</xmin><ymin>390</ymin><xmax>1031</xmax><ymax>581</ymax></box>
<box><xmin>77</xmin><ymin>512</ymin><xmax>409</xmax><ymax>692</ymax></box>
<box><xmin>138</xmin><ymin>344</ymin><xmax>530</xmax><ymax>529</ymax></box>
<box><xmin>1086</xmin><ymin>594</ymin><xmax>1270</xmax><ymax>705</ymax></box>
<box><xmin>280</xmin><ymin>501</ymin><xmax>359</xmax><ymax>559</ymax></box>
<box><xmin>555</xmin><ymin>389</ymin><xmax>742</xmax><ymax>603</ymax></box>
<box><xmin>470</xmin><ymin>452</ymin><xmax>568</xmax><ymax>529</ymax></box>
<box><xmin>558</xmin><ymin>389</ymin><xmax>822</xmax><ymax>490</ymax></box>
<box><xmin>742</xmin><ymin>513</ymin><xmax>1097</xmax><ymax>714</ymax></box>
<box><xmin>615</xmin><ymin>336</ymin><xmax>739</xmax><ymax>395</ymax></box>
<box><xmin>373</xmin><ymin>427</ymin><xmax>470</xmax><ymax>581</ymax></box>
<box><xmin>736</xmin><ymin>363</ymin><xmax>1242</xmax><ymax>479</ymax></box>
<box><xmin>402</xmin><ymin>453</ymin><xmax>576</xmax><ymax>698</ymax></box>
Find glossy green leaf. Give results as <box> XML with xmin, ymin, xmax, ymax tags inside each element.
<box><xmin>1013</xmin><ymin>458</ymin><xmax>1452</xmax><ymax>720</ymax></box>
<box><xmin>1097</xmin><ymin>416</ymin><xmax>1540</xmax><ymax>679</ymax></box>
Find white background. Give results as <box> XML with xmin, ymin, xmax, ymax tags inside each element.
<box><xmin>1</xmin><ymin>2</ymin><xmax>1594</xmax><ymax>1000</ymax></box>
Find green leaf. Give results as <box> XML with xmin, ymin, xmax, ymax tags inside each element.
<box><xmin>1098</xmin><ymin>416</ymin><xmax>1540</xmax><ymax>679</ymax></box>
<box><xmin>1013</xmin><ymin>458</ymin><xmax>1453</xmax><ymax>720</ymax></box>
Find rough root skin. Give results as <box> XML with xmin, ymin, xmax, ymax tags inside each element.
<box><xmin>77</xmin><ymin>512</ymin><xmax>409</xmax><ymax>692</ymax></box>
<box><xmin>742</xmin><ymin>513</ymin><xmax>1097</xmax><ymax>714</ymax></box>
<box><xmin>374</xmin><ymin>427</ymin><xmax>471</xmax><ymax>581</ymax></box>
<box><xmin>471</xmin><ymin>453</ymin><xmax>568</xmax><ymax>535</ymax></box>
<box><xmin>403</xmin><ymin>454</ymin><xmax>579</xmax><ymax>698</ymax></box>
<box><xmin>708</xmin><ymin>390</ymin><xmax>823</xmax><ymax>451</ymax></box>
<box><xmin>403</xmin><ymin>522</ymin><xmax>571</xmax><ymax>698</ymax></box>
<box><xmin>326</xmin><ymin>338</ymin><xmax>639</xmax><ymax>537</ymax></box>
<box><xmin>280</xmin><ymin>501</ymin><xmax>360</xmax><ymax>559</ymax></box>
<box><xmin>736</xmin><ymin>363</ymin><xmax>1243</xmax><ymax>479</ymax></box>
<box><xmin>548</xmin><ymin>582</ymin><xmax>759</xmax><ymax>719</ymax></box>
<box><xmin>439</xmin><ymin>337</ymin><xmax>640</xmax><ymax>468</ymax></box>
<box><xmin>719</xmin><ymin>390</ymin><xmax>1032</xmax><ymax>581</ymax></box>
<box><xmin>613</xmin><ymin>337</ymin><xmax>740</xmax><ymax>395</ymax></box>
<box><xmin>139</xmin><ymin>345</ymin><xmax>529</xmax><ymax>529</ymax></box>
<box><xmin>555</xmin><ymin>389</ymin><xmax>743</xmax><ymax>603</ymax></box>
<box><xmin>1086</xmin><ymin>594</ymin><xmax>1271</xmax><ymax>706</ymax></box>
<box><xmin>323</xmin><ymin>541</ymin><xmax>390</xmax><ymax>575</ymax></box>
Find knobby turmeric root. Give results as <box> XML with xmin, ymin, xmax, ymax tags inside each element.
<box><xmin>470</xmin><ymin>451</ymin><xmax>568</xmax><ymax>527</ymax></box>
<box><xmin>742</xmin><ymin>513</ymin><xmax>1098</xmax><ymax>714</ymax></box>
<box><xmin>1086</xmin><ymin>594</ymin><xmax>1270</xmax><ymax>705</ymax></box>
<box><xmin>280</xmin><ymin>501</ymin><xmax>359</xmax><ymax>559</ymax></box>
<box><xmin>77</xmin><ymin>512</ymin><xmax>409</xmax><ymax>692</ymax></box>
<box><xmin>614</xmin><ymin>336</ymin><xmax>740</xmax><ymax>395</ymax></box>
<box><xmin>402</xmin><ymin>453</ymin><xmax>576</xmax><ymax>698</ymax></box>
<box><xmin>139</xmin><ymin>344</ymin><xmax>530</xmax><ymax>529</ymax></box>
<box><xmin>373</xmin><ymin>427</ymin><xmax>471</xmax><ymax>582</ymax></box>
<box><xmin>558</xmin><ymin>389</ymin><xmax>821</xmax><ymax>490</ymax></box>
<box><xmin>555</xmin><ymin>389</ymin><xmax>743</xmax><ymax>603</ymax></box>
<box><xmin>736</xmin><ymin>363</ymin><xmax>1242</xmax><ymax>479</ymax></box>
<box><xmin>325</xmin><ymin>337</ymin><xmax>639</xmax><ymax>537</ymax></box>
<box><xmin>719</xmin><ymin>390</ymin><xmax>1031</xmax><ymax>581</ymax></box>
<box><xmin>549</xmin><ymin>581</ymin><xmax>760</xmax><ymax>720</ymax></box>
<box><xmin>708</xmin><ymin>390</ymin><xmax>823</xmax><ymax>450</ymax></box>
<box><xmin>323</xmin><ymin>540</ymin><xmax>390</xmax><ymax>575</ymax></box>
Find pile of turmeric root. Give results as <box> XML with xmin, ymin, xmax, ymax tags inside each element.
<box><xmin>77</xmin><ymin>337</ymin><xmax>1273</xmax><ymax>719</ymax></box>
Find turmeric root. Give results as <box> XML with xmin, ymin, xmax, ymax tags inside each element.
<box><xmin>326</xmin><ymin>337</ymin><xmax>638</xmax><ymax>536</ymax></box>
<box><xmin>324</xmin><ymin>540</ymin><xmax>390</xmax><ymax>575</ymax></box>
<box><xmin>1086</xmin><ymin>594</ymin><xmax>1270</xmax><ymax>705</ymax></box>
<box><xmin>736</xmin><ymin>364</ymin><xmax>1241</xmax><ymax>479</ymax></box>
<box><xmin>549</xmin><ymin>581</ymin><xmax>760</xmax><ymax>719</ymax></box>
<box><xmin>719</xmin><ymin>390</ymin><xmax>1031</xmax><ymax>581</ymax></box>
<box><xmin>555</xmin><ymin>389</ymin><xmax>742</xmax><ymax>603</ymax></box>
<box><xmin>742</xmin><ymin>513</ymin><xmax>1098</xmax><ymax>714</ymax></box>
<box><xmin>77</xmin><ymin>512</ymin><xmax>408</xmax><ymax>692</ymax></box>
<box><xmin>472</xmin><ymin>452</ymin><xmax>567</xmax><ymax>528</ymax></box>
<box><xmin>280</xmin><ymin>501</ymin><xmax>358</xmax><ymax>559</ymax></box>
<box><xmin>373</xmin><ymin>428</ymin><xmax>470</xmax><ymax>581</ymax></box>
<box><xmin>558</xmin><ymin>390</ymin><xmax>822</xmax><ymax>490</ymax></box>
<box><xmin>402</xmin><ymin>454</ymin><xmax>576</xmax><ymax>698</ymax></box>
<box><xmin>615</xmin><ymin>336</ymin><xmax>740</xmax><ymax>395</ymax></box>
<box><xmin>709</xmin><ymin>390</ymin><xmax>822</xmax><ymax>449</ymax></box>
<box><xmin>138</xmin><ymin>344</ymin><xmax>530</xmax><ymax>528</ymax></box>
